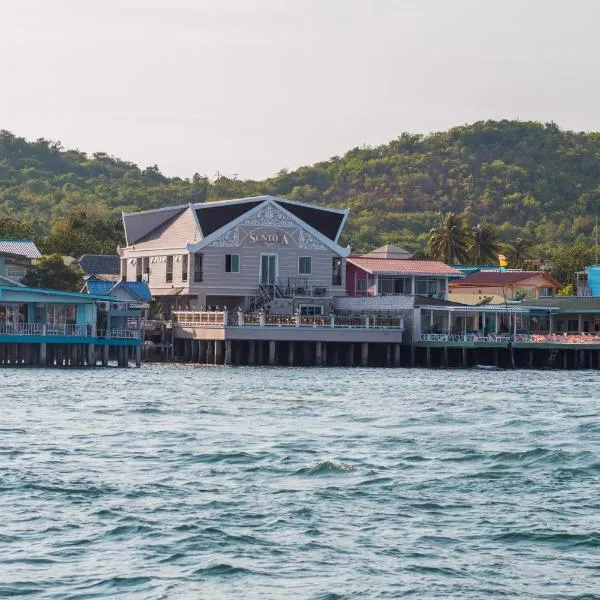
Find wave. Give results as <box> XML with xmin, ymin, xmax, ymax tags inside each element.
<box><xmin>191</xmin><ymin>563</ymin><xmax>252</xmax><ymax>577</ymax></box>
<box><xmin>294</xmin><ymin>460</ymin><xmax>358</xmax><ymax>476</ymax></box>
<box><xmin>495</xmin><ymin>531</ymin><xmax>600</xmax><ymax>548</ymax></box>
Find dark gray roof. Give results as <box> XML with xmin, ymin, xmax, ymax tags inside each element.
<box><xmin>195</xmin><ymin>200</ymin><xmax>263</xmax><ymax>237</ymax></box>
<box><xmin>123</xmin><ymin>205</ymin><xmax>187</xmax><ymax>245</ymax></box>
<box><xmin>78</xmin><ymin>254</ymin><xmax>120</xmax><ymax>275</ymax></box>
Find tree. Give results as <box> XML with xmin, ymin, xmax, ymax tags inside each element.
<box><xmin>549</xmin><ymin>243</ymin><xmax>595</xmax><ymax>287</ymax></box>
<box><xmin>467</xmin><ymin>221</ymin><xmax>500</xmax><ymax>264</ymax></box>
<box><xmin>506</xmin><ymin>237</ymin><xmax>531</xmax><ymax>269</ymax></box>
<box><xmin>22</xmin><ymin>254</ymin><xmax>81</xmax><ymax>291</ymax></box>
<box><xmin>0</xmin><ymin>215</ymin><xmax>34</xmax><ymax>239</ymax></box>
<box><xmin>428</xmin><ymin>212</ymin><xmax>468</xmax><ymax>263</ymax></box>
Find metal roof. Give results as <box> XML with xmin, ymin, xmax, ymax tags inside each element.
<box><xmin>451</xmin><ymin>271</ymin><xmax>561</xmax><ymax>288</ymax></box>
<box><xmin>0</xmin><ymin>239</ymin><xmax>42</xmax><ymax>259</ymax></box>
<box><xmin>78</xmin><ymin>254</ymin><xmax>120</xmax><ymax>275</ymax></box>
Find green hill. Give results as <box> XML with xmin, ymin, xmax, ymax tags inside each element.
<box><xmin>1</xmin><ymin>120</ymin><xmax>599</xmax><ymax>257</ymax></box>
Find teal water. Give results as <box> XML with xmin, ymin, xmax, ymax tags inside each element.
<box><xmin>1</xmin><ymin>365</ymin><xmax>599</xmax><ymax>599</ymax></box>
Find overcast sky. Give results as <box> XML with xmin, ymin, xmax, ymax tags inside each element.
<box><xmin>2</xmin><ymin>0</ymin><xmax>600</xmax><ymax>180</ymax></box>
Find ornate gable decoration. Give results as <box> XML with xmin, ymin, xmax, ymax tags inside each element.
<box><xmin>242</xmin><ymin>203</ymin><xmax>297</xmax><ymax>228</ymax></box>
<box><xmin>206</xmin><ymin>201</ymin><xmax>328</xmax><ymax>250</ymax></box>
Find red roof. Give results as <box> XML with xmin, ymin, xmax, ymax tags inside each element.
<box><xmin>347</xmin><ymin>256</ymin><xmax>463</xmax><ymax>276</ymax></box>
<box><xmin>450</xmin><ymin>271</ymin><xmax>561</xmax><ymax>288</ymax></box>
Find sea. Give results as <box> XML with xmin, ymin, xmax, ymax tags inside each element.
<box><xmin>1</xmin><ymin>365</ymin><xmax>599</xmax><ymax>599</ymax></box>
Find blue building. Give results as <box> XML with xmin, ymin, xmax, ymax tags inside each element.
<box><xmin>0</xmin><ymin>284</ymin><xmax>141</xmax><ymax>367</ymax></box>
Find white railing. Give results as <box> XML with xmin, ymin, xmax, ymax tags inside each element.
<box><xmin>95</xmin><ymin>329</ymin><xmax>140</xmax><ymax>339</ymax></box>
<box><xmin>419</xmin><ymin>333</ymin><xmax>600</xmax><ymax>344</ymax></box>
<box><xmin>172</xmin><ymin>311</ymin><xmax>404</xmax><ymax>330</ymax></box>
<box><xmin>0</xmin><ymin>323</ymin><xmax>44</xmax><ymax>336</ymax></box>
<box><xmin>172</xmin><ymin>311</ymin><xmax>225</xmax><ymax>327</ymax></box>
<box><xmin>0</xmin><ymin>323</ymin><xmax>140</xmax><ymax>339</ymax></box>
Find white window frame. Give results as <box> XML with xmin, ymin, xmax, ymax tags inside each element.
<box><xmin>298</xmin><ymin>304</ymin><xmax>323</xmax><ymax>316</ymax></box>
<box><xmin>259</xmin><ymin>253</ymin><xmax>278</xmax><ymax>284</ymax></box>
<box><xmin>225</xmin><ymin>254</ymin><xmax>240</xmax><ymax>273</ymax></box>
<box><xmin>298</xmin><ymin>256</ymin><xmax>312</xmax><ymax>275</ymax></box>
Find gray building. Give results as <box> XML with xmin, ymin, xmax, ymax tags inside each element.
<box><xmin>120</xmin><ymin>195</ymin><xmax>350</xmax><ymax>313</ymax></box>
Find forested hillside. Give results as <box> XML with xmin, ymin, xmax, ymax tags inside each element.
<box><xmin>1</xmin><ymin>120</ymin><xmax>599</xmax><ymax>259</ymax></box>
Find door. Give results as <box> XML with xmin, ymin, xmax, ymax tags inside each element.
<box><xmin>260</xmin><ymin>254</ymin><xmax>278</xmax><ymax>285</ymax></box>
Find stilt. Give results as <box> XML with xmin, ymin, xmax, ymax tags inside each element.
<box><xmin>206</xmin><ymin>340</ymin><xmax>214</xmax><ymax>364</ymax></box>
<box><xmin>224</xmin><ymin>340</ymin><xmax>232</xmax><ymax>366</ymax></box>
<box><xmin>102</xmin><ymin>345</ymin><xmax>109</xmax><ymax>367</ymax></box>
<box><xmin>348</xmin><ymin>343</ymin><xmax>354</xmax><ymax>367</ymax></box>
<box><xmin>386</xmin><ymin>344</ymin><xmax>392</xmax><ymax>367</ymax></box>
<box><xmin>248</xmin><ymin>341</ymin><xmax>256</xmax><ymax>366</ymax></box>
<box><xmin>257</xmin><ymin>341</ymin><xmax>264</xmax><ymax>365</ymax></box>
<box><xmin>322</xmin><ymin>342</ymin><xmax>328</xmax><ymax>366</ymax></box>
<box><xmin>288</xmin><ymin>342</ymin><xmax>295</xmax><ymax>367</ymax></box>
<box><xmin>462</xmin><ymin>346</ymin><xmax>468</xmax><ymax>368</ymax></box>
<box><xmin>198</xmin><ymin>340</ymin><xmax>207</xmax><ymax>364</ymax></box>
<box><xmin>361</xmin><ymin>342</ymin><xmax>369</xmax><ymax>367</ymax></box>
<box><xmin>410</xmin><ymin>344</ymin><xmax>415</xmax><ymax>367</ymax></box>
<box><xmin>214</xmin><ymin>340</ymin><xmax>223</xmax><ymax>365</ymax></box>
<box><xmin>426</xmin><ymin>346</ymin><xmax>431</xmax><ymax>368</ymax></box>
<box><xmin>268</xmin><ymin>341</ymin><xmax>276</xmax><ymax>366</ymax></box>
<box><xmin>563</xmin><ymin>350</ymin><xmax>568</xmax><ymax>370</ymax></box>
<box><xmin>315</xmin><ymin>342</ymin><xmax>323</xmax><ymax>366</ymax></box>
<box><xmin>135</xmin><ymin>344</ymin><xmax>141</xmax><ymax>367</ymax></box>
<box><xmin>394</xmin><ymin>343</ymin><xmax>401</xmax><ymax>367</ymax></box>
<box><xmin>443</xmin><ymin>346</ymin><xmax>448</xmax><ymax>368</ymax></box>
<box><xmin>40</xmin><ymin>343</ymin><xmax>47</xmax><ymax>366</ymax></box>
<box><xmin>529</xmin><ymin>350</ymin><xmax>534</xmax><ymax>369</ymax></box>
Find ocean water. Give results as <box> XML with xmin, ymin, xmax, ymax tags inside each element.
<box><xmin>0</xmin><ymin>365</ymin><xmax>599</xmax><ymax>599</ymax></box>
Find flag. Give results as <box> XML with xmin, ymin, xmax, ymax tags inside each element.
<box><xmin>498</xmin><ymin>254</ymin><xmax>508</xmax><ymax>268</ymax></box>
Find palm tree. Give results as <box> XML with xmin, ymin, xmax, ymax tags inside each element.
<box><xmin>507</xmin><ymin>237</ymin><xmax>531</xmax><ymax>268</ymax></box>
<box><xmin>467</xmin><ymin>221</ymin><xmax>500</xmax><ymax>264</ymax></box>
<box><xmin>428</xmin><ymin>213</ymin><xmax>468</xmax><ymax>264</ymax></box>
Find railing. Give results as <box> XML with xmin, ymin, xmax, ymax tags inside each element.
<box><xmin>172</xmin><ymin>311</ymin><xmax>225</xmax><ymax>326</ymax></box>
<box><xmin>172</xmin><ymin>311</ymin><xmax>404</xmax><ymax>330</ymax></box>
<box><xmin>419</xmin><ymin>333</ymin><xmax>600</xmax><ymax>344</ymax></box>
<box><xmin>0</xmin><ymin>323</ymin><xmax>140</xmax><ymax>339</ymax></box>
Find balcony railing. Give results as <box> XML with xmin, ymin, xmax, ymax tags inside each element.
<box><xmin>419</xmin><ymin>333</ymin><xmax>600</xmax><ymax>344</ymax></box>
<box><xmin>172</xmin><ymin>311</ymin><xmax>404</xmax><ymax>330</ymax></box>
<box><xmin>0</xmin><ymin>323</ymin><xmax>139</xmax><ymax>339</ymax></box>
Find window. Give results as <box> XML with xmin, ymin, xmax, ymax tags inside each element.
<box><xmin>567</xmin><ymin>319</ymin><xmax>579</xmax><ymax>332</ymax></box>
<box><xmin>377</xmin><ymin>277</ymin><xmax>410</xmax><ymax>295</ymax></box>
<box><xmin>540</xmin><ymin>287</ymin><xmax>553</xmax><ymax>298</ymax></box>
<box><xmin>225</xmin><ymin>254</ymin><xmax>240</xmax><ymax>273</ymax></box>
<box><xmin>136</xmin><ymin>258</ymin><xmax>143</xmax><ymax>282</ymax></box>
<box><xmin>182</xmin><ymin>254</ymin><xmax>188</xmax><ymax>282</ymax></box>
<box><xmin>166</xmin><ymin>256</ymin><xmax>173</xmax><ymax>283</ymax></box>
<box><xmin>193</xmin><ymin>253</ymin><xmax>203</xmax><ymax>282</ymax></box>
<box><xmin>332</xmin><ymin>257</ymin><xmax>342</xmax><ymax>286</ymax></box>
<box><xmin>142</xmin><ymin>257</ymin><xmax>150</xmax><ymax>282</ymax></box>
<box><xmin>415</xmin><ymin>278</ymin><xmax>438</xmax><ymax>296</ymax></box>
<box><xmin>299</xmin><ymin>257</ymin><xmax>312</xmax><ymax>275</ymax></box>
<box><xmin>356</xmin><ymin>279</ymin><xmax>367</xmax><ymax>294</ymax></box>
<box><xmin>299</xmin><ymin>305</ymin><xmax>323</xmax><ymax>316</ymax></box>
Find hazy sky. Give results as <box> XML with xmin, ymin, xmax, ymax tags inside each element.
<box><xmin>2</xmin><ymin>0</ymin><xmax>600</xmax><ymax>179</ymax></box>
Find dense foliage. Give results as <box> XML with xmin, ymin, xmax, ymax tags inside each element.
<box><xmin>1</xmin><ymin>120</ymin><xmax>599</xmax><ymax>284</ymax></box>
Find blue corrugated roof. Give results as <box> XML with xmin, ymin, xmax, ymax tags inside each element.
<box><xmin>87</xmin><ymin>280</ymin><xmax>114</xmax><ymax>296</ymax></box>
<box><xmin>120</xmin><ymin>281</ymin><xmax>152</xmax><ymax>301</ymax></box>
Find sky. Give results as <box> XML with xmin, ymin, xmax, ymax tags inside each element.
<box><xmin>2</xmin><ymin>0</ymin><xmax>600</xmax><ymax>180</ymax></box>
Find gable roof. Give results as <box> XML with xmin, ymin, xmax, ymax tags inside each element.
<box><xmin>0</xmin><ymin>239</ymin><xmax>42</xmax><ymax>259</ymax></box>
<box><xmin>85</xmin><ymin>279</ymin><xmax>152</xmax><ymax>301</ymax></box>
<box><xmin>78</xmin><ymin>254</ymin><xmax>120</xmax><ymax>275</ymax></box>
<box><xmin>194</xmin><ymin>195</ymin><xmax>347</xmax><ymax>242</ymax></box>
<box><xmin>347</xmin><ymin>256</ymin><xmax>463</xmax><ymax>277</ymax></box>
<box><xmin>451</xmin><ymin>271</ymin><xmax>561</xmax><ymax>288</ymax></box>
<box><xmin>188</xmin><ymin>197</ymin><xmax>351</xmax><ymax>257</ymax></box>
<box><xmin>122</xmin><ymin>195</ymin><xmax>349</xmax><ymax>248</ymax></box>
<box><xmin>122</xmin><ymin>205</ymin><xmax>187</xmax><ymax>245</ymax></box>
<box><xmin>365</xmin><ymin>244</ymin><xmax>413</xmax><ymax>259</ymax></box>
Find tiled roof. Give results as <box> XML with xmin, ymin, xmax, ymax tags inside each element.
<box><xmin>348</xmin><ymin>256</ymin><xmax>463</xmax><ymax>276</ymax></box>
<box><xmin>365</xmin><ymin>244</ymin><xmax>412</xmax><ymax>259</ymax></box>
<box><xmin>85</xmin><ymin>280</ymin><xmax>152</xmax><ymax>302</ymax></box>
<box><xmin>78</xmin><ymin>254</ymin><xmax>120</xmax><ymax>275</ymax></box>
<box><xmin>451</xmin><ymin>271</ymin><xmax>561</xmax><ymax>288</ymax></box>
<box><xmin>0</xmin><ymin>239</ymin><xmax>41</xmax><ymax>259</ymax></box>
